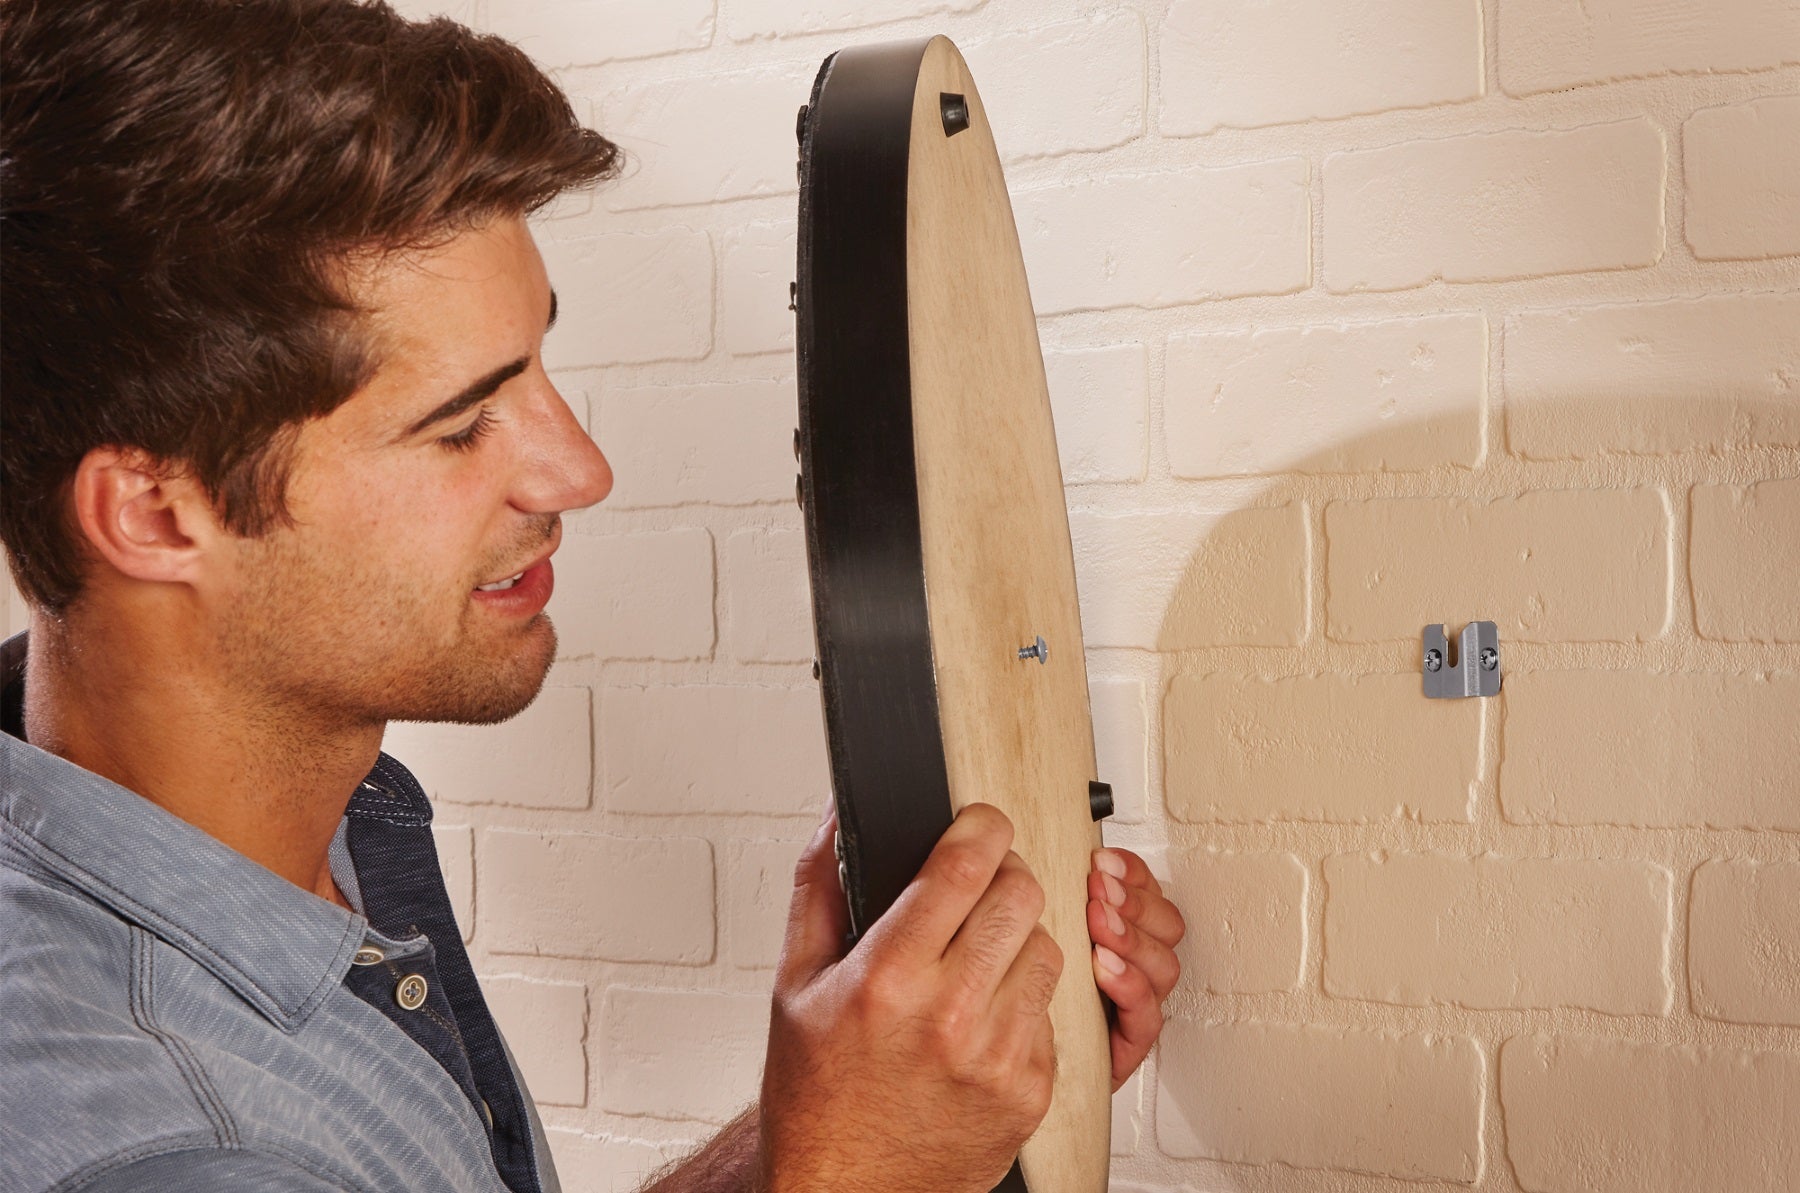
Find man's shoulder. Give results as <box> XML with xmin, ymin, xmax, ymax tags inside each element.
<box><xmin>0</xmin><ymin>861</ymin><xmax>238</xmax><ymax>1192</ymax></box>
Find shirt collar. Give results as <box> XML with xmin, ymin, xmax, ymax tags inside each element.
<box><xmin>0</xmin><ymin>631</ymin><xmax>379</xmax><ymax>1033</ymax></box>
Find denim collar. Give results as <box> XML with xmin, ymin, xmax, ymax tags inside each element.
<box><xmin>0</xmin><ymin>631</ymin><xmax>414</xmax><ymax>1033</ymax></box>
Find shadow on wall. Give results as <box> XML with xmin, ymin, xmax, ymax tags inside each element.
<box><xmin>1129</xmin><ymin>382</ymin><xmax>1799</xmax><ymax>1190</ymax></box>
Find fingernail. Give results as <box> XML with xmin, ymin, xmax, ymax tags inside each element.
<box><xmin>1094</xmin><ymin>945</ymin><xmax>1126</xmax><ymax>976</ymax></box>
<box><xmin>1103</xmin><ymin>902</ymin><xmax>1125</xmax><ymax>937</ymax></box>
<box><xmin>1102</xmin><ymin>872</ymin><xmax>1126</xmax><ymax>908</ymax></box>
<box><xmin>1094</xmin><ymin>850</ymin><xmax>1127</xmax><ymax>880</ymax></box>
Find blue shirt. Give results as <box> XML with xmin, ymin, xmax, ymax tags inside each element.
<box><xmin>0</xmin><ymin>635</ymin><xmax>562</xmax><ymax>1192</ymax></box>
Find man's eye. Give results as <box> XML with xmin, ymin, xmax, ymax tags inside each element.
<box><xmin>438</xmin><ymin>407</ymin><xmax>495</xmax><ymax>452</ymax></box>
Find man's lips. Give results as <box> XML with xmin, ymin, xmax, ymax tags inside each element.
<box><xmin>470</xmin><ymin>557</ymin><xmax>554</xmax><ymax>615</ymax></box>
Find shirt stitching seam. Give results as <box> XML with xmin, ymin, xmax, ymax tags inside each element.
<box><xmin>129</xmin><ymin>927</ymin><xmax>238</xmax><ymax>1148</ymax></box>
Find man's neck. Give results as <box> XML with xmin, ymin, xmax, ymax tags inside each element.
<box><xmin>22</xmin><ymin>606</ymin><xmax>375</xmax><ymax>908</ymax></box>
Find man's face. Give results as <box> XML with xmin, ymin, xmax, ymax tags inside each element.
<box><xmin>212</xmin><ymin>215</ymin><xmax>610</xmax><ymax>728</ymax></box>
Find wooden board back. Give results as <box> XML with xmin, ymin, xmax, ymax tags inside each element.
<box><xmin>796</xmin><ymin>35</ymin><xmax>1111</xmax><ymax>1193</ymax></box>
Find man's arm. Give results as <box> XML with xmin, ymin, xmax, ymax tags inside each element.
<box><xmin>638</xmin><ymin>1106</ymin><xmax>761</xmax><ymax>1193</ymax></box>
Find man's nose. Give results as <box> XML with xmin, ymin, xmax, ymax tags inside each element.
<box><xmin>515</xmin><ymin>383</ymin><xmax>613</xmax><ymax>514</ymax></box>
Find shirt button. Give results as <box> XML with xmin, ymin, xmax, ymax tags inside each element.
<box><xmin>352</xmin><ymin>946</ymin><xmax>385</xmax><ymax>966</ymax></box>
<box><xmin>395</xmin><ymin>973</ymin><xmax>429</xmax><ymax>1011</ymax></box>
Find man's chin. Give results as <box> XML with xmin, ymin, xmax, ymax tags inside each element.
<box><xmin>388</xmin><ymin>617</ymin><xmax>558</xmax><ymax>726</ymax></box>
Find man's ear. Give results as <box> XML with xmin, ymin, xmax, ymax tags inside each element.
<box><xmin>70</xmin><ymin>447</ymin><xmax>226</xmax><ymax>588</ymax></box>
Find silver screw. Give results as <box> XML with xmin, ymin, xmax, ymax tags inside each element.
<box><xmin>1424</xmin><ymin>648</ymin><xmax>1444</xmax><ymax>673</ymax></box>
<box><xmin>1018</xmin><ymin>635</ymin><xmax>1049</xmax><ymax>665</ymax></box>
<box><xmin>1479</xmin><ymin>647</ymin><xmax>1499</xmax><ymax>671</ymax></box>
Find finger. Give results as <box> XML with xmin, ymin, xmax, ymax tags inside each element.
<box><xmin>1091</xmin><ymin>944</ymin><xmax>1162</xmax><ymax>1091</ymax></box>
<box><xmin>1088</xmin><ymin>868</ymin><xmax>1186</xmax><ymax>950</ymax></box>
<box><xmin>993</xmin><ymin>922</ymin><xmax>1064</xmax><ymax>1028</ymax></box>
<box><xmin>944</xmin><ymin>850</ymin><xmax>1046</xmax><ymax>997</ymax></box>
<box><xmin>1086</xmin><ymin>896</ymin><xmax>1181</xmax><ymax>1004</ymax></box>
<box><xmin>775</xmin><ymin>807</ymin><xmax>850</xmax><ymax>987</ymax></box>
<box><xmin>867</xmin><ymin>803</ymin><xmax>1015</xmax><ymax>965</ymax></box>
<box><xmin>1094</xmin><ymin>847</ymin><xmax>1163</xmax><ymax>900</ymax></box>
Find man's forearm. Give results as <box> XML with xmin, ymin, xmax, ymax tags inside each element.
<box><xmin>639</xmin><ymin>1104</ymin><xmax>761</xmax><ymax>1193</ymax></box>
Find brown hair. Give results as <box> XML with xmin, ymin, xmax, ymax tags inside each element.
<box><xmin>0</xmin><ymin>0</ymin><xmax>620</xmax><ymax>611</ymax></box>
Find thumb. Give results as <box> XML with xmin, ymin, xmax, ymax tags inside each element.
<box><xmin>776</xmin><ymin>806</ymin><xmax>851</xmax><ymax>988</ymax></box>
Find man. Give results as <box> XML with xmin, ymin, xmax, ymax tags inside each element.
<box><xmin>0</xmin><ymin>2</ymin><xmax>1185</xmax><ymax>1190</ymax></box>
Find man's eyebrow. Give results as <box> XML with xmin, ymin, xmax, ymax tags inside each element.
<box><xmin>401</xmin><ymin>357</ymin><xmax>528</xmax><ymax>439</ymax></box>
<box><xmin>399</xmin><ymin>289</ymin><xmax>559</xmax><ymax>440</ymax></box>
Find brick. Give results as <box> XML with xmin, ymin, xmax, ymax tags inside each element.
<box><xmin>540</xmin><ymin>229</ymin><xmax>712</xmax><ymax>367</ymax></box>
<box><xmin>1501</xmin><ymin>671</ymin><xmax>1800</xmax><ymax>830</ymax></box>
<box><xmin>1166</xmin><ymin>674</ymin><xmax>1479</xmax><ymax>823</ymax></box>
<box><xmin>1692</xmin><ymin>860</ymin><xmax>1800</xmax><ymax>1026</ymax></box>
<box><xmin>551</xmin><ymin>530</ymin><xmax>715</xmax><ymax>661</ymax></box>
<box><xmin>722</xmin><ymin>837</ymin><xmax>807</xmax><ymax>970</ymax></box>
<box><xmin>725</xmin><ymin>0</ymin><xmax>979</xmax><ymax>40</ymax></box>
<box><xmin>546</xmin><ymin>1131</ymin><xmax>692</xmax><ymax>1193</ymax></box>
<box><xmin>1071</xmin><ymin>507</ymin><xmax>1306</xmax><ymax>650</ymax></box>
<box><xmin>1166</xmin><ymin>851</ymin><xmax>1306</xmax><ymax>993</ymax></box>
<box><xmin>1687</xmin><ymin>96</ymin><xmax>1800</xmax><ymax>260</ymax></box>
<box><xmin>1158</xmin><ymin>1020</ymin><xmax>1482</xmax><ymax>1180</ymax></box>
<box><xmin>1161</xmin><ymin>0</ymin><xmax>1481</xmax><ymax>135</ymax></box>
<box><xmin>1325</xmin><ymin>853</ymin><xmax>1672</xmax><ymax>1013</ymax></box>
<box><xmin>964</xmin><ymin>14</ymin><xmax>1146</xmax><ymax>161</ymax></box>
<box><xmin>482</xmin><ymin>829</ymin><xmax>714</xmax><ymax>963</ymax></box>
<box><xmin>388</xmin><ymin>0</ymin><xmax>475</xmax><ymax>24</ymax></box>
<box><xmin>1111</xmin><ymin>1070</ymin><xmax>1143</xmax><ymax>1157</ymax></box>
<box><xmin>595</xmin><ymin>62</ymin><xmax>814</xmax><ymax>211</ymax></box>
<box><xmin>1501</xmin><ymin>1034</ymin><xmax>1800</xmax><ymax>1192</ymax></box>
<box><xmin>1505</xmin><ymin>293</ymin><xmax>1800</xmax><ymax>459</ymax></box>
<box><xmin>1166</xmin><ymin>314</ymin><xmax>1487</xmax><ymax>479</ymax></box>
<box><xmin>481</xmin><ymin>977</ymin><xmax>588</xmax><ymax>1107</ymax></box>
<box><xmin>1693</xmin><ymin>476</ymin><xmax>1800</xmax><ymax>642</ymax></box>
<box><xmin>1044</xmin><ymin>344</ymin><xmax>1149</xmax><ymax>484</ymax></box>
<box><xmin>598</xmin><ymin>380</ymin><xmax>794</xmax><ymax>509</ymax></box>
<box><xmin>1498</xmin><ymin>0</ymin><xmax>1800</xmax><ymax>96</ymax></box>
<box><xmin>720</xmin><ymin>221</ymin><xmax>795</xmax><ymax>357</ymax></box>
<box><xmin>601</xmin><ymin>686</ymin><xmax>828</xmax><ymax>818</ymax></box>
<box><xmin>1015</xmin><ymin>160</ymin><xmax>1310</xmax><ymax>314</ymax></box>
<box><xmin>1324</xmin><ymin>121</ymin><xmax>1664</xmax><ymax>292</ymax></box>
<box><xmin>600</xmin><ymin>987</ymin><xmax>768</xmax><ymax>1122</ymax></box>
<box><xmin>478</xmin><ymin>0</ymin><xmax>713</xmax><ymax>68</ymax></box>
<box><xmin>1325</xmin><ymin>489</ymin><xmax>1669</xmax><ymax>642</ymax></box>
<box><xmin>721</xmin><ymin>528</ymin><xmax>813</xmax><ymax>664</ymax></box>
<box><xmin>1089</xmin><ymin>678</ymin><xmax>1147</xmax><ymax>824</ymax></box>
<box><xmin>384</xmin><ymin>687</ymin><xmax>592</xmax><ymax>808</ymax></box>
<box><xmin>433</xmin><ymin>824</ymin><xmax>475</xmax><ymax>943</ymax></box>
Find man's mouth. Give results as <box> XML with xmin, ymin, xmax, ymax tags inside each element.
<box><xmin>476</xmin><ymin>572</ymin><xmax>526</xmax><ymax>592</ymax></box>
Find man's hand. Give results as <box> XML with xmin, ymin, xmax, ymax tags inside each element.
<box><xmin>759</xmin><ymin>804</ymin><xmax>1061</xmax><ymax>1193</ymax></box>
<box><xmin>1085</xmin><ymin>848</ymin><xmax>1184</xmax><ymax>1090</ymax></box>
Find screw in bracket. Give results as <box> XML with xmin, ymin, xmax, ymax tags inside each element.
<box><xmin>1018</xmin><ymin>635</ymin><xmax>1049</xmax><ymax>665</ymax></box>
<box><xmin>1479</xmin><ymin>647</ymin><xmax>1499</xmax><ymax>671</ymax></box>
<box><xmin>1424</xmin><ymin>648</ymin><xmax>1444</xmax><ymax>673</ymax></box>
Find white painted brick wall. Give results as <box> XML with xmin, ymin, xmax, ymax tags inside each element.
<box><xmin>387</xmin><ymin>686</ymin><xmax>593</xmax><ymax>809</ymax></box>
<box><xmin>1323</xmin><ymin>121</ymin><xmax>1666</xmax><ymax>291</ymax></box>
<box><xmin>598</xmin><ymin>380</ymin><xmax>794</xmax><ymax>509</ymax></box>
<box><xmin>1165</xmin><ymin>313</ymin><xmax>1488</xmax><ymax>478</ymax></box>
<box><xmin>1157</xmin><ymin>1021</ymin><xmax>1483</xmax><ymax>1180</ymax></box>
<box><xmin>482</xmin><ymin>976</ymin><xmax>590</xmax><ymax>1106</ymax></box>
<box><xmin>599</xmin><ymin>685</ymin><xmax>827</xmax><ymax>818</ymax></box>
<box><xmin>1016</xmin><ymin>160</ymin><xmax>1311</xmax><ymax>313</ymax></box>
<box><xmin>1500</xmin><ymin>1034</ymin><xmax>1800</xmax><ymax>1192</ymax></box>
<box><xmin>353</xmin><ymin>2</ymin><xmax>1800</xmax><ymax>1187</ymax></box>
<box><xmin>598</xmin><ymin>987</ymin><xmax>769</xmax><ymax>1122</ymax></box>
<box><xmin>1160</xmin><ymin>0</ymin><xmax>1483</xmax><ymax>135</ymax></box>
<box><xmin>1497</xmin><ymin>0</ymin><xmax>1800</xmax><ymax>96</ymax></box>
<box><xmin>1324</xmin><ymin>853</ymin><xmax>1673</xmax><ymax>1013</ymax></box>
<box><xmin>551</xmin><ymin>529</ymin><xmax>715</xmax><ymax>661</ymax></box>
<box><xmin>482</xmin><ymin>829</ymin><xmax>715</xmax><ymax>963</ymax></box>
<box><xmin>1684</xmin><ymin>95</ymin><xmax>1800</xmax><ymax>261</ymax></box>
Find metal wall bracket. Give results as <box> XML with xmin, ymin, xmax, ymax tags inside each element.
<box><xmin>1423</xmin><ymin>621</ymin><xmax>1501</xmax><ymax>698</ymax></box>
